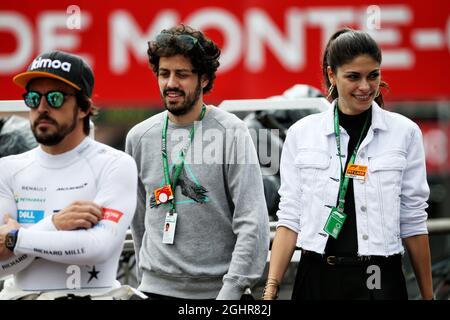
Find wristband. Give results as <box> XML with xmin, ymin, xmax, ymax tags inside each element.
<box><xmin>5</xmin><ymin>229</ymin><xmax>19</xmax><ymax>252</ymax></box>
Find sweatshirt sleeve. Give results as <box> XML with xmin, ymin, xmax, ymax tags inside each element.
<box><xmin>125</xmin><ymin>129</ymin><xmax>146</xmax><ymax>283</ymax></box>
<box><xmin>216</xmin><ymin>124</ymin><xmax>270</xmax><ymax>300</ymax></box>
<box><xmin>13</xmin><ymin>155</ymin><xmax>138</xmax><ymax>265</ymax></box>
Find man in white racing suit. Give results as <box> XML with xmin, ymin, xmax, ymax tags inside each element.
<box><xmin>0</xmin><ymin>51</ymin><xmax>143</xmax><ymax>300</ymax></box>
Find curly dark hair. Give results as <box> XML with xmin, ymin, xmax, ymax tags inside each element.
<box><xmin>322</xmin><ymin>28</ymin><xmax>389</xmax><ymax>106</ymax></box>
<box><xmin>147</xmin><ymin>24</ymin><xmax>221</xmax><ymax>94</ymax></box>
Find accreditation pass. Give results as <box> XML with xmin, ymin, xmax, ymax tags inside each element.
<box><xmin>163</xmin><ymin>212</ymin><xmax>177</xmax><ymax>244</ymax></box>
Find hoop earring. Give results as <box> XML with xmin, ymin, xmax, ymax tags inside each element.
<box><xmin>327</xmin><ymin>84</ymin><xmax>335</xmax><ymax>99</ymax></box>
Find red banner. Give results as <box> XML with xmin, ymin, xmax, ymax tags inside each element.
<box><xmin>419</xmin><ymin>121</ymin><xmax>450</xmax><ymax>175</ymax></box>
<box><xmin>1</xmin><ymin>0</ymin><xmax>449</xmax><ymax>107</ymax></box>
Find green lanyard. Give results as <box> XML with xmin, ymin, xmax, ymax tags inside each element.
<box><xmin>161</xmin><ymin>104</ymin><xmax>207</xmax><ymax>213</ymax></box>
<box><xmin>334</xmin><ymin>104</ymin><xmax>370</xmax><ymax>212</ymax></box>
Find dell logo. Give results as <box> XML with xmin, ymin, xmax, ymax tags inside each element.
<box><xmin>17</xmin><ymin>209</ymin><xmax>44</xmax><ymax>224</ymax></box>
<box><xmin>19</xmin><ymin>211</ymin><xmax>35</xmax><ymax>219</ymax></box>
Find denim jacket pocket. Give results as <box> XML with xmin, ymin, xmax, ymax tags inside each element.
<box><xmin>294</xmin><ymin>149</ymin><xmax>330</xmax><ymax>170</ymax></box>
<box><xmin>294</xmin><ymin>149</ymin><xmax>331</xmax><ymax>222</ymax></box>
<box><xmin>369</xmin><ymin>152</ymin><xmax>406</xmax><ymax>243</ymax></box>
<box><xmin>369</xmin><ymin>152</ymin><xmax>407</xmax><ymax>187</ymax></box>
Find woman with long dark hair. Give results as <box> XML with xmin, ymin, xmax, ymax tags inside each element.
<box><xmin>263</xmin><ymin>28</ymin><xmax>433</xmax><ymax>300</ymax></box>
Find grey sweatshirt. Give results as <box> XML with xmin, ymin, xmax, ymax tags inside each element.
<box><xmin>125</xmin><ymin>106</ymin><xmax>269</xmax><ymax>299</ymax></box>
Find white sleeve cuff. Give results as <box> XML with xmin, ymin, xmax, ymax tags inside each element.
<box><xmin>400</xmin><ymin>220</ymin><xmax>428</xmax><ymax>238</ymax></box>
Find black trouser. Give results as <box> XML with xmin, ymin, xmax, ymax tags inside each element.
<box><xmin>143</xmin><ymin>292</ymin><xmax>215</xmax><ymax>301</ymax></box>
<box><xmin>143</xmin><ymin>292</ymin><xmax>254</xmax><ymax>300</ymax></box>
<box><xmin>292</xmin><ymin>251</ymin><xmax>408</xmax><ymax>300</ymax></box>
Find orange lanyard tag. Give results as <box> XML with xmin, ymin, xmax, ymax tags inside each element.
<box><xmin>345</xmin><ymin>164</ymin><xmax>368</xmax><ymax>180</ymax></box>
<box><xmin>154</xmin><ymin>185</ymin><xmax>174</xmax><ymax>205</ymax></box>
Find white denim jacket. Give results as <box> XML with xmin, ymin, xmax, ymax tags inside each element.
<box><xmin>277</xmin><ymin>100</ymin><xmax>430</xmax><ymax>256</ymax></box>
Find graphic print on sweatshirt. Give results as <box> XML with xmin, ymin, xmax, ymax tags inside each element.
<box><xmin>150</xmin><ymin>163</ymin><xmax>209</xmax><ymax>208</ymax></box>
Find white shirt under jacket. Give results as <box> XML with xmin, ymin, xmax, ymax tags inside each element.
<box><xmin>276</xmin><ymin>100</ymin><xmax>430</xmax><ymax>256</ymax></box>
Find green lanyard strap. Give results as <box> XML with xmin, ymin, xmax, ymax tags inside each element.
<box><xmin>334</xmin><ymin>104</ymin><xmax>370</xmax><ymax>212</ymax></box>
<box><xmin>161</xmin><ymin>104</ymin><xmax>207</xmax><ymax>212</ymax></box>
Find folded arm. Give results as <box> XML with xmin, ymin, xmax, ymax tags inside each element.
<box><xmin>2</xmin><ymin>155</ymin><xmax>137</xmax><ymax>268</ymax></box>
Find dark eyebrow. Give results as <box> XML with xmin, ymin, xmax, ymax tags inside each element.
<box><xmin>159</xmin><ymin>68</ymin><xmax>193</xmax><ymax>73</ymax></box>
<box><xmin>344</xmin><ymin>71</ymin><xmax>360</xmax><ymax>75</ymax></box>
<box><xmin>344</xmin><ymin>69</ymin><xmax>380</xmax><ymax>75</ymax></box>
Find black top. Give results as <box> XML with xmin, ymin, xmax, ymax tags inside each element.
<box><xmin>325</xmin><ymin>106</ymin><xmax>372</xmax><ymax>256</ymax></box>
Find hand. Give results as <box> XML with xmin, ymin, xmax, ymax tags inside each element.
<box><xmin>52</xmin><ymin>201</ymin><xmax>103</xmax><ymax>230</ymax></box>
<box><xmin>0</xmin><ymin>214</ymin><xmax>21</xmax><ymax>259</ymax></box>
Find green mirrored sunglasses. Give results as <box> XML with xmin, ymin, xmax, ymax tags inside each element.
<box><xmin>23</xmin><ymin>91</ymin><xmax>75</xmax><ymax>109</ymax></box>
